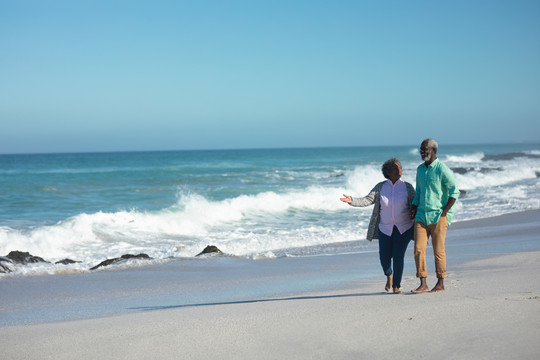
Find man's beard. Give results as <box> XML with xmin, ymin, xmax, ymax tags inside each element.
<box><xmin>422</xmin><ymin>153</ymin><xmax>432</xmax><ymax>162</ymax></box>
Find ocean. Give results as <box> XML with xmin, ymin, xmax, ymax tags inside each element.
<box><xmin>1</xmin><ymin>143</ymin><xmax>539</xmax><ymax>277</ymax></box>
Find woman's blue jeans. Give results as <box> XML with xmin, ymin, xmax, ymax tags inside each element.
<box><xmin>378</xmin><ymin>225</ymin><xmax>413</xmax><ymax>289</ymax></box>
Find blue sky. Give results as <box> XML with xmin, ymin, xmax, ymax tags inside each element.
<box><xmin>1</xmin><ymin>0</ymin><xmax>539</xmax><ymax>154</ymax></box>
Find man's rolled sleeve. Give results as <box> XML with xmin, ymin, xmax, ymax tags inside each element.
<box><xmin>442</xmin><ymin>165</ymin><xmax>460</xmax><ymax>199</ymax></box>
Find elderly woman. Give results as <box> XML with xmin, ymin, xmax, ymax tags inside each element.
<box><xmin>340</xmin><ymin>158</ymin><xmax>415</xmax><ymax>294</ymax></box>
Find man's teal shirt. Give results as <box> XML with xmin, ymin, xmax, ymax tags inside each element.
<box><xmin>412</xmin><ymin>158</ymin><xmax>460</xmax><ymax>226</ymax></box>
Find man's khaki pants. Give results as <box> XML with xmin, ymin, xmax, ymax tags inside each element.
<box><xmin>414</xmin><ymin>217</ymin><xmax>448</xmax><ymax>279</ymax></box>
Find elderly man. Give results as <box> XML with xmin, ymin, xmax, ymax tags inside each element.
<box><xmin>409</xmin><ymin>139</ymin><xmax>460</xmax><ymax>293</ymax></box>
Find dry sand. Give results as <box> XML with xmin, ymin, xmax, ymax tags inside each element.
<box><xmin>1</xmin><ymin>249</ymin><xmax>539</xmax><ymax>359</ymax></box>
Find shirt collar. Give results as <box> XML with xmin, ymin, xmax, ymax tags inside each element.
<box><xmin>423</xmin><ymin>158</ymin><xmax>440</xmax><ymax>169</ymax></box>
<box><xmin>385</xmin><ymin>178</ymin><xmax>404</xmax><ymax>186</ymax></box>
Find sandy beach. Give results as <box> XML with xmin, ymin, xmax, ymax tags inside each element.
<box><xmin>1</xmin><ymin>210</ymin><xmax>540</xmax><ymax>359</ymax></box>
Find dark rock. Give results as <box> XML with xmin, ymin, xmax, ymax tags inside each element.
<box><xmin>479</xmin><ymin>167</ymin><xmax>503</xmax><ymax>173</ymax></box>
<box><xmin>482</xmin><ymin>152</ymin><xmax>540</xmax><ymax>161</ymax></box>
<box><xmin>55</xmin><ymin>258</ymin><xmax>80</xmax><ymax>265</ymax></box>
<box><xmin>6</xmin><ymin>251</ymin><xmax>48</xmax><ymax>264</ymax></box>
<box><xmin>536</xmin><ymin>171</ymin><xmax>540</xmax><ymax>178</ymax></box>
<box><xmin>90</xmin><ymin>253</ymin><xmax>152</xmax><ymax>271</ymax></box>
<box><xmin>196</xmin><ymin>245</ymin><xmax>223</xmax><ymax>256</ymax></box>
<box><xmin>452</xmin><ymin>167</ymin><xmax>503</xmax><ymax>175</ymax></box>
<box><xmin>459</xmin><ymin>189</ymin><xmax>467</xmax><ymax>198</ymax></box>
<box><xmin>451</xmin><ymin>167</ymin><xmax>473</xmax><ymax>175</ymax></box>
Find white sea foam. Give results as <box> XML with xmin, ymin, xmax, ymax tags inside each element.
<box><xmin>345</xmin><ymin>165</ymin><xmax>388</xmax><ymax>195</ymax></box>
<box><xmin>443</xmin><ymin>153</ymin><xmax>484</xmax><ymax>164</ymax></box>
<box><xmin>0</xmin><ymin>167</ymin><xmax>378</xmax><ymax>274</ymax></box>
<box><xmin>455</xmin><ymin>163</ymin><xmax>538</xmax><ymax>190</ymax></box>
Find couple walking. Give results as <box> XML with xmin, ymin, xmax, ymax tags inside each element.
<box><xmin>340</xmin><ymin>138</ymin><xmax>460</xmax><ymax>294</ymax></box>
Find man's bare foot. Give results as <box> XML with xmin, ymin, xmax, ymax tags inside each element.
<box><xmin>411</xmin><ymin>277</ymin><xmax>429</xmax><ymax>293</ymax></box>
<box><xmin>431</xmin><ymin>279</ymin><xmax>445</xmax><ymax>292</ymax></box>
<box><xmin>411</xmin><ymin>285</ymin><xmax>429</xmax><ymax>293</ymax></box>
<box><xmin>385</xmin><ymin>274</ymin><xmax>392</xmax><ymax>292</ymax></box>
<box><xmin>393</xmin><ymin>287</ymin><xmax>402</xmax><ymax>294</ymax></box>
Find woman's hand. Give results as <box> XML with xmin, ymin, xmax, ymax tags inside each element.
<box><xmin>340</xmin><ymin>194</ymin><xmax>352</xmax><ymax>204</ymax></box>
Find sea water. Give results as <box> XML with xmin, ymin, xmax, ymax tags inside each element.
<box><xmin>1</xmin><ymin>143</ymin><xmax>539</xmax><ymax>277</ymax></box>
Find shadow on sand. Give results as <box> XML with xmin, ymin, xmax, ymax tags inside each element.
<box><xmin>129</xmin><ymin>291</ymin><xmax>395</xmax><ymax>312</ymax></box>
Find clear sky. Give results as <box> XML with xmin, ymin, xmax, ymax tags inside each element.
<box><xmin>1</xmin><ymin>0</ymin><xmax>539</xmax><ymax>154</ymax></box>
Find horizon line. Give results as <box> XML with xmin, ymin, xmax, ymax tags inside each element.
<box><xmin>1</xmin><ymin>140</ymin><xmax>539</xmax><ymax>157</ymax></box>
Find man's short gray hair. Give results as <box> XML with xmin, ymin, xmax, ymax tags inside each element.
<box><xmin>423</xmin><ymin>138</ymin><xmax>438</xmax><ymax>152</ymax></box>
<box><xmin>381</xmin><ymin>158</ymin><xmax>401</xmax><ymax>179</ymax></box>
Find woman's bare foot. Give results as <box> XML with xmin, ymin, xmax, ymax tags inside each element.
<box><xmin>385</xmin><ymin>274</ymin><xmax>393</xmax><ymax>292</ymax></box>
<box><xmin>431</xmin><ymin>279</ymin><xmax>445</xmax><ymax>292</ymax></box>
<box><xmin>393</xmin><ymin>287</ymin><xmax>402</xmax><ymax>294</ymax></box>
<box><xmin>411</xmin><ymin>277</ymin><xmax>429</xmax><ymax>293</ymax></box>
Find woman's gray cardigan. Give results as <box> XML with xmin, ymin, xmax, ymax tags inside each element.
<box><xmin>349</xmin><ymin>180</ymin><xmax>416</xmax><ymax>241</ymax></box>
